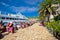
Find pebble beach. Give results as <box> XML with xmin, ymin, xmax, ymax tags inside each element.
<box><xmin>1</xmin><ymin>22</ymin><xmax>57</xmax><ymax>40</ymax></box>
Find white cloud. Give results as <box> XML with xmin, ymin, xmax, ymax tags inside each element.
<box><xmin>0</xmin><ymin>2</ymin><xmax>10</xmax><ymax>6</ymax></box>
<box><xmin>10</xmin><ymin>6</ymin><xmax>38</xmax><ymax>13</ymax></box>
<box><xmin>0</xmin><ymin>1</ymin><xmax>38</xmax><ymax>13</ymax></box>
<box><xmin>24</xmin><ymin>0</ymin><xmax>40</xmax><ymax>5</ymax></box>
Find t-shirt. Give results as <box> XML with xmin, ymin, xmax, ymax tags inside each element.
<box><xmin>3</xmin><ymin>22</ymin><xmax>7</xmax><ymax>27</ymax></box>
<box><xmin>13</xmin><ymin>23</ymin><xmax>17</xmax><ymax>27</ymax></box>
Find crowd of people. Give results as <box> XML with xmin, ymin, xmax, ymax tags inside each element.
<box><xmin>0</xmin><ymin>20</ymin><xmax>36</xmax><ymax>39</ymax></box>
<box><xmin>0</xmin><ymin>21</ymin><xmax>15</xmax><ymax>33</ymax></box>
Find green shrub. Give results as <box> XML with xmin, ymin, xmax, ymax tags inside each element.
<box><xmin>54</xmin><ymin>14</ymin><xmax>60</xmax><ymax>21</ymax></box>
<box><xmin>45</xmin><ymin>20</ymin><xmax>60</xmax><ymax>35</ymax></box>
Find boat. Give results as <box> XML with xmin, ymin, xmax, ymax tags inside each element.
<box><xmin>0</xmin><ymin>11</ymin><xmax>28</xmax><ymax>23</ymax></box>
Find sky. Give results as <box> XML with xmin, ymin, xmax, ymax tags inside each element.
<box><xmin>0</xmin><ymin>0</ymin><xmax>43</xmax><ymax>17</ymax></box>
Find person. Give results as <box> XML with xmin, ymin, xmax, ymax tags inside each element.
<box><xmin>2</xmin><ymin>22</ymin><xmax>7</xmax><ymax>32</ymax></box>
<box><xmin>0</xmin><ymin>21</ymin><xmax>4</xmax><ymax>39</ymax></box>
<box><xmin>20</xmin><ymin>22</ymin><xmax>23</xmax><ymax>29</ymax></box>
<box><xmin>25</xmin><ymin>22</ymin><xmax>28</xmax><ymax>27</ymax></box>
<box><xmin>40</xmin><ymin>21</ymin><xmax>45</xmax><ymax>26</ymax></box>
<box><xmin>7</xmin><ymin>22</ymin><xmax>10</xmax><ymax>32</ymax></box>
<box><xmin>7</xmin><ymin>22</ymin><xmax>14</xmax><ymax>33</ymax></box>
<box><xmin>0</xmin><ymin>20</ymin><xmax>4</xmax><ymax>33</ymax></box>
<box><xmin>13</xmin><ymin>21</ymin><xmax>17</xmax><ymax>32</ymax></box>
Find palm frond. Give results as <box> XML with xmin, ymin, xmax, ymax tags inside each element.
<box><xmin>47</xmin><ymin>7</ymin><xmax>52</xmax><ymax>14</ymax></box>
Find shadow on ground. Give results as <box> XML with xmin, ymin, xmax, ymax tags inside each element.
<box><xmin>0</xmin><ymin>32</ymin><xmax>9</xmax><ymax>39</ymax></box>
<box><xmin>0</xmin><ymin>33</ymin><xmax>4</xmax><ymax>39</ymax></box>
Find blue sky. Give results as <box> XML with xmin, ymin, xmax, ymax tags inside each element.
<box><xmin>0</xmin><ymin>0</ymin><xmax>42</xmax><ymax>17</ymax></box>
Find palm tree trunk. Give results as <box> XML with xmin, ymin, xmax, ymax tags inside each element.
<box><xmin>46</xmin><ymin>14</ymin><xmax>50</xmax><ymax>22</ymax></box>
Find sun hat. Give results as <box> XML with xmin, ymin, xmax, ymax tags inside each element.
<box><xmin>10</xmin><ymin>21</ymin><xmax>13</xmax><ymax>23</ymax></box>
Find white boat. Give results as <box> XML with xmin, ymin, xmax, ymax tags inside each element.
<box><xmin>0</xmin><ymin>11</ymin><xmax>28</xmax><ymax>22</ymax></box>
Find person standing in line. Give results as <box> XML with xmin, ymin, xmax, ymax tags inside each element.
<box><xmin>7</xmin><ymin>22</ymin><xmax>14</xmax><ymax>33</ymax></box>
<box><xmin>0</xmin><ymin>20</ymin><xmax>4</xmax><ymax>33</ymax></box>
<box><xmin>20</xmin><ymin>22</ymin><xmax>23</xmax><ymax>29</ymax></box>
<box><xmin>13</xmin><ymin>21</ymin><xmax>17</xmax><ymax>32</ymax></box>
<box><xmin>2</xmin><ymin>22</ymin><xmax>7</xmax><ymax>32</ymax></box>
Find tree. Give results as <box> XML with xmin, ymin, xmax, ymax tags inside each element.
<box><xmin>39</xmin><ymin>0</ymin><xmax>60</xmax><ymax>22</ymax></box>
<box><xmin>39</xmin><ymin>0</ymin><xmax>52</xmax><ymax>22</ymax></box>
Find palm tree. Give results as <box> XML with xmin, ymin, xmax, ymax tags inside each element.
<box><xmin>39</xmin><ymin>0</ymin><xmax>52</xmax><ymax>22</ymax></box>
<box><xmin>39</xmin><ymin>0</ymin><xmax>60</xmax><ymax>22</ymax></box>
